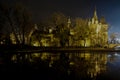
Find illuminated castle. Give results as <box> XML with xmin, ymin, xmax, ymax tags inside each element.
<box><xmin>87</xmin><ymin>9</ymin><xmax>108</xmax><ymax>47</ymax></box>
<box><xmin>9</xmin><ymin>9</ymin><xmax>108</xmax><ymax>47</ymax></box>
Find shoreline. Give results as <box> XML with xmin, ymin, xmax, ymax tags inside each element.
<box><xmin>0</xmin><ymin>44</ymin><xmax>119</xmax><ymax>53</ymax></box>
<box><xmin>1</xmin><ymin>46</ymin><xmax>118</xmax><ymax>53</ymax></box>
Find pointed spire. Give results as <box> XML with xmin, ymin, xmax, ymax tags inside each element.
<box><xmin>94</xmin><ymin>7</ymin><xmax>98</xmax><ymax>20</ymax></box>
<box><xmin>67</xmin><ymin>16</ymin><xmax>71</xmax><ymax>28</ymax></box>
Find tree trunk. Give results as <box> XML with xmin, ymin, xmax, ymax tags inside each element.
<box><xmin>7</xmin><ymin>15</ymin><xmax>20</xmax><ymax>44</ymax></box>
<box><xmin>22</xmin><ymin>26</ymin><xmax>25</xmax><ymax>45</ymax></box>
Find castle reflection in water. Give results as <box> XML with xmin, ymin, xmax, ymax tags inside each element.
<box><xmin>10</xmin><ymin>52</ymin><xmax>110</xmax><ymax>79</ymax></box>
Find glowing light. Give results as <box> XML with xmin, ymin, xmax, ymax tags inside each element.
<box><xmin>70</xmin><ymin>61</ymin><xmax>74</xmax><ymax>65</ymax></box>
<box><xmin>11</xmin><ymin>55</ymin><xmax>17</xmax><ymax>61</ymax></box>
<box><xmin>107</xmin><ymin>54</ymin><xmax>111</xmax><ymax>57</ymax></box>
<box><xmin>32</xmin><ymin>53</ymin><xmax>40</xmax><ymax>57</ymax></box>
<box><xmin>33</xmin><ymin>42</ymin><xmax>40</xmax><ymax>46</ymax></box>
<box><xmin>41</xmin><ymin>53</ymin><xmax>49</xmax><ymax>60</ymax></box>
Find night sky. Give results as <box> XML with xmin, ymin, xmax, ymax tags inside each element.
<box><xmin>1</xmin><ymin>0</ymin><xmax>120</xmax><ymax>36</ymax></box>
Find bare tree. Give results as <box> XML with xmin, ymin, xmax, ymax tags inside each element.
<box><xmin>50</xmin><ymin>12</ymin><xmax>67</xmax><ymax>28</ymax></box>
<box><xmin>110</xmin><ymin>32</ymin><xmax>117</xmax><ymax>44</ymax></box>
<box><xmin>74</xmin><ymin>18</ymin><xmax>89</xmax><ymax>47</ymax></box>
<box><xmin>0</xmin><ymin>3</ymin><xmax>33</xmax><ymax>45</ymax></box>
<box><xmin>49</xmin><ymin>12</ymin><xmax>70</xmax><ymax>46</ymax></box>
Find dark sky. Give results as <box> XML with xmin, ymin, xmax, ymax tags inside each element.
<box><xmin>1</xmin><ymin>0</ymin><xmax>120</xmax><ymax>35</ymax></box>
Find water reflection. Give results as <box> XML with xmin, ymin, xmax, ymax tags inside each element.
<box><xmin>68</xmin><ymin>53</ymin><xmax>107</xmax><ymax>79</ymax></box>
<box><xmin>9</xmin><ymin>52</ymin><xmax>108</xmax><ymax>79</ymax></box>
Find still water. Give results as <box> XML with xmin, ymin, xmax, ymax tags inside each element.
<box><xmin>1</xmin><ymin>52</ymin><xmax>120</xmax><ymax>80</ymax></box>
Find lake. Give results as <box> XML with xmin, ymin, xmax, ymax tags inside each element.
<box><xmin>0</xmin><ymin>51</ymin><xmax>120</xmax><ymax>80</ymax></box>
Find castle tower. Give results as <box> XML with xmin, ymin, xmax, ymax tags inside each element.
<box><xmin>92</xmin><ymin>8</ymin><xmax>98</xmax><ymax>24</ymax></box>
<box><xmin>94</xmin><ymin>8</ymin><xmax>98</xmax><ymax>21</ymax></box>
<box><xmin>67</xmin><ymin>17</ymin><xmax>71</xmax><ymax>28</ymax></box>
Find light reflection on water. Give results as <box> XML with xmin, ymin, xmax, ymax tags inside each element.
<box><xmin>0</xmin><ymin>52</ymin><xmax>119</xmax><ymax>79</ymax></box>
<box><xmin>10</xmin><ymin>52</ymin><xmax>108</xmax><ymax>79</ymax></box>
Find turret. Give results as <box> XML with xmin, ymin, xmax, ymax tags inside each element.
<box><xmin>92</xmin><ymin>8</ymin><xmax>98</xmax><ymax>24</ymax></box>
<box><xmin>94</xmin><ymin>8</ymin><xmax>98</xmax><ymax>21</ymax></box>
<box><xmin>67</xmin><ymin>17</ymin><xmax>71</xmax><ymax>28</ymax></box>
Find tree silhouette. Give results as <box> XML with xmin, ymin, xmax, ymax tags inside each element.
<box><xmin>48</xmin><ymin>12</ymin><xmax>70</xmax><ymax>46</ymax></box>
<box><xmin>74</xmin><ymin>18</ymin><xmax>89</xmax><ymax>47</ymax></box>
<box><xmin>0</xmin><ymin>3</ymin><xmax>33</xmax><ymax>45</ymax></box>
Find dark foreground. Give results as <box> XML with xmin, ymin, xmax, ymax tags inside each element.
<box><xmin>0</xmin><ymin>62</ymin><xmax>116</xmax><ymax>80</ymax></box>
<box><xmin>1</xmin><ymin>51</ymin><xmax>120</xmax><ymax>80</ymax></box>
<box><xmin>0</xmin><ymin>60</ymin><xmax>100</xmax><ymax>80</ymax></box>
